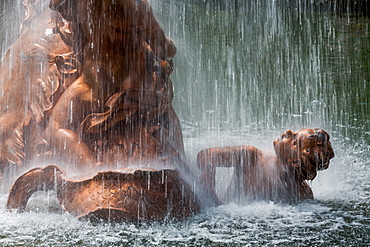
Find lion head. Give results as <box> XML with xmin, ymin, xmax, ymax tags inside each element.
<box><xmin>273</xmin><ymin>128</ymin><xmax>335</xmax><ymax>180</ymax></box>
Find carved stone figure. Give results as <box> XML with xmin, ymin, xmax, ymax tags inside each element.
<box><xmin>2</xmin><ymin>0</ymin><xmax>199</xmax><ymax>221</ymax></box>
<box><xmin>197</xmin><ymin>129</ymin><xmax>335</xmax><ymax>204</ymax></box>
<box><xmin>6</xmin><ymin>165</ymin><xmax>200</xmax><ymax>222</ymax></box>
<box><xmin>2</xmin><ymin>0</ymin><xmax>336</xmax><ymax>222</ymax></box>
<box><xmin>45</xmin><ymin>0</ymin><xmax>183</xmax><ymax>170</ymax></box>
<box><xmin>0</xmin><ymin>0</ymin><xmax>185</xmax><ymax>176</ymax></box>
<box><xmin>0</xmin><ymin>1</ymin><xmax>78</xmax><ymax>178</ymax></box>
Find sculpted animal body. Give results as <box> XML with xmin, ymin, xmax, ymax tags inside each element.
<box><xmin>197</xmin><ymin>129</ymin><xmax>335</xmax><ymax>204</ymax></box>
<box><xmin>2</xmin><ymin>1</ymin><xmax>335</xmax><ymax>222</ymax></box>
<box><xmin>3</xmin><ymin>0</ymin><xmax>200</xmax><ymax>221</ymax></box>
<box><xmin>46</xmin><ymin>0</ymin><xmax>183</xmax><ymax>169</ymax></box>
<box><xmin>6</xmin><ymin>165</ymin><xmax>200</xmax><ymax>222</ymax></box>
<box><xmin>0</xmin><ymin>0</ymin><xmax>184</xmax><ymax>176</ymax></box>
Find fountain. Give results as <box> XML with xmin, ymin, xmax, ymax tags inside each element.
<box><xmin>0</xmin><ymin>0</ymin><xmax>368</xmax><ymax>245</ymax></box>
<box><xmin>0</xmin><ymin>0</ymin><xmax>337</xmax><ymax>223</ymax></box>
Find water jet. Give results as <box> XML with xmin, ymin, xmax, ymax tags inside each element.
<box><xmin>0</xmin><ymin>1</ymin><xmax>368</xmax><ymax>245</ymax></box>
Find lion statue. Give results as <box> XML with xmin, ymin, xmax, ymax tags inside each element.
<box><xmin>197</xmin><ymin>128</ymin><xmax>335</xmax><ymax>204</ymax></box>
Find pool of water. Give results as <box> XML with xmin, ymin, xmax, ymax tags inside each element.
<box><xmin>0</xmin><ymin>201</ymin><xmax>368</xmax><ymax>246</ymax></box>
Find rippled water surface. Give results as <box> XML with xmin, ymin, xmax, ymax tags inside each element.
<box><xmin>0</xmin><ymin>0</ymin><xmax>369</xmax><ymax>246</ymax></box>
<box><xmin>0</xmin><ymin>130</ymin><xmax>369</xmax><ymax>246</ymax></box>
<box><xmin>0</xmin><ymin>185</ymin><xmax>369</xmax><ymax>246</ymax></box>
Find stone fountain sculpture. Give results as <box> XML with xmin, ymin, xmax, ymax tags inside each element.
<box><xmin>2</xmin><ymin>0</ymin><xmax>200</xmax><ymax>221</ymax></box>
<box><xmin>2</xmin><ymin>0</ymin><xmax>336</xmax><ymax>222</ymax></box>
<box><xmin>197</xmin><ymin>129</ymin><xmax>335</xmax><ymax>205</ymax></box>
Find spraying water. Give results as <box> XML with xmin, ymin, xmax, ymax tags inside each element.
<box><xmin>0</xmin><ymin>0</ymin><xmax>369</xmax><ymax>246</ymax></box>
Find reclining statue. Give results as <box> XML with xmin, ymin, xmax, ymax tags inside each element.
<box><xmin>197</xmin><ymin>129</ymin><xmax>335</xmax><ymax>204</ymax></box>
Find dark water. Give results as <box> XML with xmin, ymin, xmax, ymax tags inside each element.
<box><xmin>0</xmin><ymin>0</ymin><xmax>369</xmax><ymax>246</ymax></box>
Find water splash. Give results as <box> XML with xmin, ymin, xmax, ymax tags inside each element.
<box><xmin>0</xmin><ymin>0</ymin><xmax>369</xmax><ymax>245</ymax></box>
